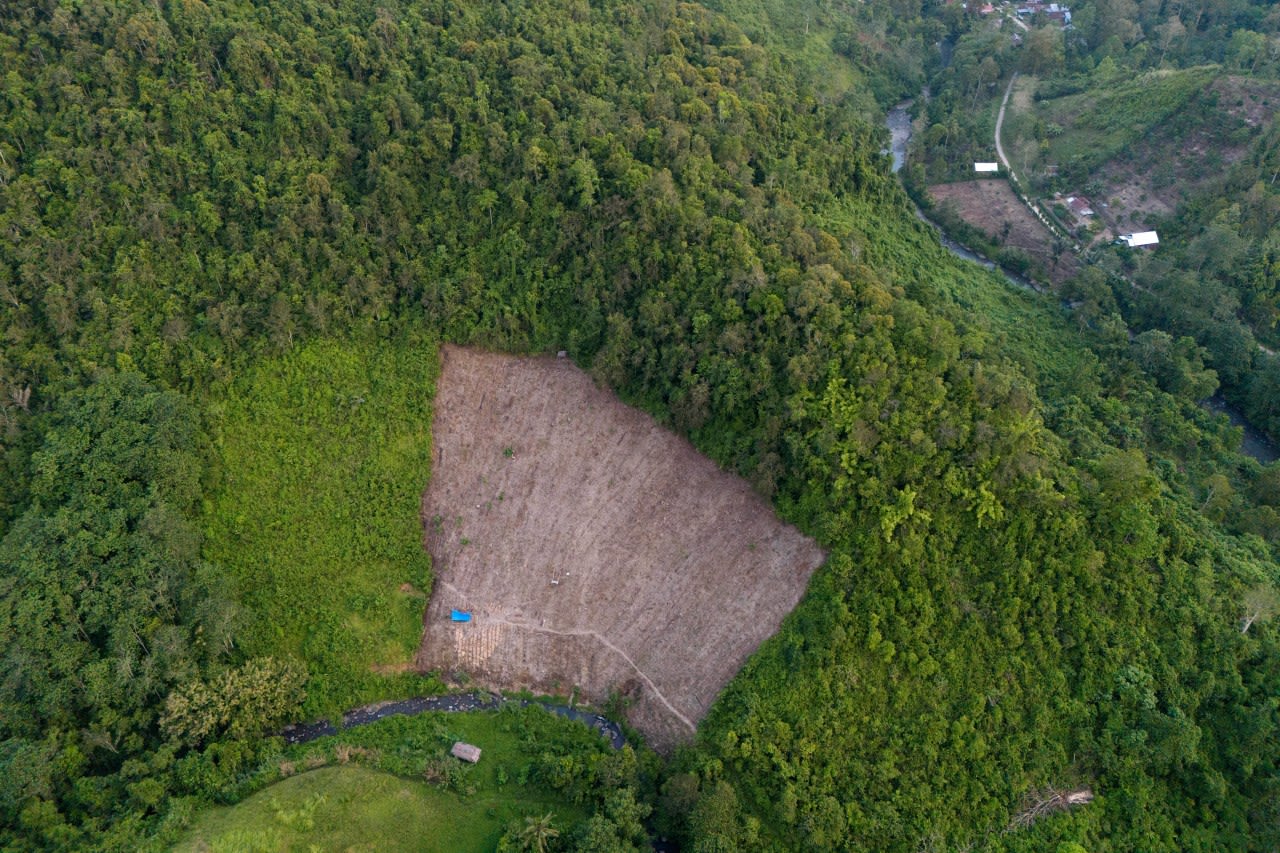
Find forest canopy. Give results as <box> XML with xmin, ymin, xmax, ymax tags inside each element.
<box><xmin>0</xmin><ymin>0</ymin><xmax>1278</xmax><ymax>851</ymax></box>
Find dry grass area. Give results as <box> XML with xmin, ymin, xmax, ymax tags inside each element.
<box><xmin>928</xmin><ymin>180</ymin><xmax>1078</xmax><ymax>283</ymax></box>
<box><xmin>1011</xmin><ymin>74</ymin><xmax>1035</xmax><ymax>115</ymax></box>
<box><xmin>1091</xmin><ymin>171</ymin><xmax>1173</xmax><ymax>236</ymax></box>
<box><xmin>415</xmin><ymin>346</ymin><xmax>825</xmax><ymax>750</ymax></box>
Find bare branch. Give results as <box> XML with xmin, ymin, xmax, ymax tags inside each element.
<box><xmin>10</xmin><ymin>384</ymin><xmax>30</xmax><ymax>411</ymax></box>
<box><xmin>1009</xmin><ymin>787</ymin><xmax>1094</xmax><ymax>830</ymax></box>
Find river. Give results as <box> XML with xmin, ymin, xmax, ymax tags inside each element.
<box><xmin>1205</xmin><ymin>396</ymin><xmax>1279</xmax><ymax>464</ymax></box>
<box><xmin>884</xmin><ymin>105</ymin><xmax>1277</xmax><ymax>464</ymax></box>
<box><xmin>886</xmin><ymin>100</ymin><xmax>912</xmax><ymax>173</ymax></box>
<box><xmin>885</xmin><ymin>102</ymin><xmax>1036</xmax><ymax>289</ymax></box>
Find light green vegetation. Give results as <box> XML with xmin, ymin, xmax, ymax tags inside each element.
<box><xmin>174</xmin><ymin>765</ymin><xmax>492</xmax><ymax>853</ymax></box>
<box><xmin>703</xmin><ymin>0</ymin><xmax>861</xmax><ymax>104</ymax></box>
<box><xmin>830</xmin><ymin>197</ymin><xmax>1094</xmax><ymax>397</ymax></box>
<box><xmin>174</xmin><ymin>707</ymin><xmax>616</xmax><ymax>853</ymax></box>
<box><xmin>202</xmin><ymin>337</ymin><xmax>439</xmax><ymax>718</ymax></box>
<box><xmin>1032</xmin><ymin>66</ymin><xmax>1217</xmax><ymax>183</ymax></box>
<box><xmin>702</xmin><ymin>0</ymin><xmax>926</xmax><ymax>109</ymax></box>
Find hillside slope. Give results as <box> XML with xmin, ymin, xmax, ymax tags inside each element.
<box><xmin>417</xmin><ymin>346</ymin><xmax>824</xmax><ymax>749</ymax></box>
<box><xmin>0</xmin><ymin>1</ymin><xmax>1277</xmax><ymax>851</ymax></box>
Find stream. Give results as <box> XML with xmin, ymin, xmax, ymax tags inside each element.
<box><xmin>1205</xmin><ymin>396</ymin><xmax>1279</xmax><ymax>464</ymax></box>
<box><xmin>886</xmin><ymin>102</ymin><xmax>1037</xmax><ymax>291</ymax></box>
<box><xmin>281</xmin><ymin>692</ymin><xmax>626</xmax><ymax>749</ymax></box>
<box><xmin>884</xmin><ymin>105</ymin><xmax>1278</xmax><ymax>464</ymax></box>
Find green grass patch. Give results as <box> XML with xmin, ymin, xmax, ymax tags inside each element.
<box><xmin>1038</xmin><ymin>66</ymin><xmax>1217</xmax><ymax>176</ymax></box>
<box><xmin>174</xmin><ymin>765</ymin><xmax>492</xmax><ymax>852</ymax></box>
<box><xmin>173</xmin><ymin>706</ymin><xmax>611</xmax><ymax>852</ymax></box>
<box><xmin>202</xmin><ymin>336</ymin><xmax>439</xmax><ymax>718</ymax></box>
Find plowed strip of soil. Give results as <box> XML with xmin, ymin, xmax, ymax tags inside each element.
<box><xmin>929</xmin><ymin>179</ymin><xmax>1078</xmax><ymax>283</ymax></box>
<box><xmin>416</xmin><ymin>346</ymin><xmax>826</xmax><ymax>750</ymax></box>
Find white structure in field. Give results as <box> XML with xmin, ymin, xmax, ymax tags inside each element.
<box><xmin>974</xmin><ymin>162</ymin><xmax>1000</xmax><ymax>173</ymax></box>
<box><xmin>1118</xmin><ymin>231</ymin><xmax>1159</xmax><ymax>248</ymax></box>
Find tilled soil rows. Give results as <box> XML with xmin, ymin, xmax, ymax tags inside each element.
<box><xmin>416</xmin><ymin>346</ymin><xmax>825</xmax><ymax>750</ymax></box>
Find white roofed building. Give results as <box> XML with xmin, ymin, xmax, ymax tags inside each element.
<box><xmin>1118</xmin><ymin>231</ymin><xmax>1159</xmax><ymax>248</ymax></box>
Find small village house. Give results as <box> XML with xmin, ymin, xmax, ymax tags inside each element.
<box><xmin>1065</xmin><ymin>196</ymin><xmax>1094</xmax><ymax>218</ymax></box>
<box><xmin>1016</xmin><ymin>2</ymin><xmax>1072</xmax><ymax>25</ymax></box>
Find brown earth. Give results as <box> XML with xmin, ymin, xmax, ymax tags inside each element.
<box><xmin>1089</xmin><ymin>76</ymin><xmax>1280</xmax><ymax>236</ymax></box>
<box><xmin>928</xmin><ymin>179</ymin><xmax>1078</xmax><ymax>284</ymax></box>
<box><xmin>415</xmin><ymin>345</ymin><xmax>826</xmax><ymax>750</ymax></box>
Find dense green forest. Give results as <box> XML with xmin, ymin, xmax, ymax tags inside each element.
<box><xmin>1</xmin><ymin>0</ymin><xmax>1279</xmax><ymax>851</ymax></box>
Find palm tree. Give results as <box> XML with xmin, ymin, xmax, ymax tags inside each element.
<box><xmin>518</xmin><ymin>812</ymin><xmax>559</xmax><ymax>853</ymax></box>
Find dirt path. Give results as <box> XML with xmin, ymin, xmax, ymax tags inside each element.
<box><xmin>435</xmin><ymin>579</ymin><xmax>696</xmax><ymax>733</ymax></box>
<box><xmin>490</xmin><ymin>616</ymin><xmax>697</xmax><ymax>734</ymax></box>
<box><xmin>995</xmin><ymin>72</ymin><xmax>1018</xmax><ymax>179</ymax></box>
<box><xmin>415</xmin><ymin>346</ymin><xmax>826</xmax><ymax>751</ymax></box>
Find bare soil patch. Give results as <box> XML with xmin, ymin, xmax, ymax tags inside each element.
<box><xmin>1090</xmin><ymin>169</ymin><xmax>1173</xmax><ymax>237</ymax></box>
<box><xmin>415</xmin><ymin>346</ymin><xmax>825</xmax><ymax>750</ymax></box>
<box><xmin>1092</xmin><ymin>76</ymin><xmax>1280</xmax><ymax>235</ymax></box>
<box><xmin>928</xmin><ymin>180</ymin><xmax>1077</xmax><ymax>283</ymax></box>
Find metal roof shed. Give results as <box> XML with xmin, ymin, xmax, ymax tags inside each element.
<box><xmin>1119</xmin><ymin>231</ymin><xmax>1159</xmax><ymax>248</ymax></box>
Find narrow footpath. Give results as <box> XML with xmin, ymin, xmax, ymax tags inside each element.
<box><xmin>433</xmin><ymin>578</ymin><xmax>697</xmax><ymax>735</ymax></box>
<box><xmin>492</xmin><ymin>616</ymin><xmax>698</xmax><ymax>734</ymax></box>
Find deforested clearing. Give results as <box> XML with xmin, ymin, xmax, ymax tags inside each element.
<box><xmin>417</xmin><ymin>346</ymin><xmax>826</xmax><ymax>750</ymax></box>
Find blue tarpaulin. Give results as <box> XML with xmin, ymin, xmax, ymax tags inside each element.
<box><xmin>450</xmin><ymin>609</ymin><xmax>472</xmax><ymax>623</ymax></box>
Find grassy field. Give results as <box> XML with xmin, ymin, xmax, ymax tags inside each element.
<box><xmin>173</xmin><ymin>708</ymin><xmax>601</xmax><ymax>852</ymax></box>
<box><xmin>174</xmin><ymin>765</ymin><xmax>493</xmax><ymax>852</ymax></box>
<box><xmin>202</xmin><ymin>336</ymin><xmax>440</xmax><ymax>718</ymax></box>
<box><xmin>1036</xmin><ymin>67</ymin><xmax>1216</xmax><ymax>174</ymax></box>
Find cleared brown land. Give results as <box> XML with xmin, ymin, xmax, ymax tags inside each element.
<box><xmin>1095</xmin><ymin>76</ymin><xmax>1280</xmax><ymax>236</ymax></box>
<box><xmin>929</xmin><ymin>179</ymin><xmax>1078</xmax><ymax>284</ymax></box>
<box><xmin>416</xmin><ymin>346</ymin><xmax>825</xmax><ymax>750</ymax></box>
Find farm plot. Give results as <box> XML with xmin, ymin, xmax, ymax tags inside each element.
<box><xmin>929</xmin><ymin>179</ymin><xmax>1078</xmax><ymax>283</ymax></box>
<box><xmin>416</xmin><ymin>346</ymin><xmax>826</xmax><ymax>750</ymax></box>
